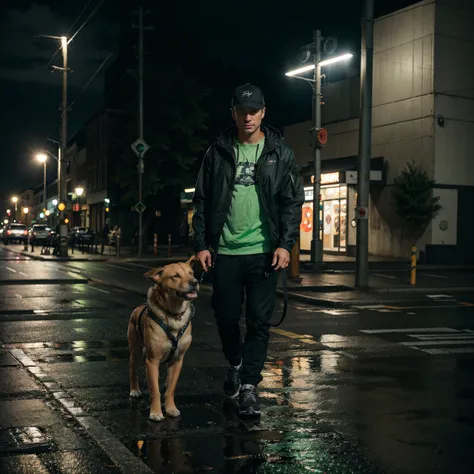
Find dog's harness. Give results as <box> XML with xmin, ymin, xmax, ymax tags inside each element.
<box><xmin>136</xmin><ymin>304</ymin><xmax>195</xmax><ymax>363</ymax></box>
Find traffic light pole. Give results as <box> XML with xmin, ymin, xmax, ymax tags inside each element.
<box><xmin>311</xmin><ymin>29</ymin><xmax>323</xmax><ymax>266</ymax></box>
<box><xmin>137</xmin><ymin>5</ymin><xmax>144</xmax><ymax>259</ymax></box>
<box><xmin>355</xmin><ymin>0</ymin><xmax>374</xmax><ymax>288</ymax></box>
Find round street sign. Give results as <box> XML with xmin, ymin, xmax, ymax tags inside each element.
<box><xmin>356</xmin><ymin>206</ymin><xmax>369</xmax><ymax>220</ymax></box>
<box><xmin>316</xmin><ymin>128</ymin><xmax>328</xmax><ymax>147</ymax></box>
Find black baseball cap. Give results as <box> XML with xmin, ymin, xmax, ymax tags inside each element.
<box><xmin>231</xmin><ymin>83</ymin><xmax>265</xmax><ymax>110</ymax></box>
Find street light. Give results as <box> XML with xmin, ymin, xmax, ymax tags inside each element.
<box><xmin>52</xmin><ymin>199</ymin><xmax>58</xmax><ymax>206</ymax></box>
<box><xmin>75</xmin><ymin>187</ymin><xmax>84</xmax><ymax>227</ymax></box>
<box><xmin>285</xmin><ymin>53</ymin><xmax>353</xmax><ymax>76</ymax></box>
<box><xmin>23</xmin><ymin>207</ymin><xmax>29</xmax><ymax>214</ymax></box>
<box><xmin>285</xmin><ymin>35</ymin><xmax>353</xmax><ymax>265</ymax></box>
<box><xmin>36</xmin><ymin>153</ymin><xmax>48</xmax><ymax>221</ymax></box>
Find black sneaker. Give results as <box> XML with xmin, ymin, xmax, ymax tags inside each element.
<box><xmin>224</xmin><ymin>365</ymin><xmax>241</xmax><ymax>399</ymax></box>
<box><xmin>239</xmin><ymin>384</ymin><xmax>261</xmax><ymax>416</ymax></box>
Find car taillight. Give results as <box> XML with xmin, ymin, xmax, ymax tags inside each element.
<box><xmin>24</xmin><ymin>230</ymin><xmax>28</xmax><ymax>235</ymax></box>
<box><xmin>7</xmin><ymin>230</ymin><xmax>11</xmax><ymax>235</ymax></box>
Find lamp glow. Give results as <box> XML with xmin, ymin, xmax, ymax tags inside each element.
<box><xmin>285</xmin><ymin>53</ymin><xmax>353</xmax><ymax>76</ymax></box>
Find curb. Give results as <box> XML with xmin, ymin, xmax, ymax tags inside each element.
<box><xmin>0</xmin><ymin>278</ymin><xmax>88</xmax><ymax>285</ymax></box>
<box><xmin>370</xmin><ymin>286</ymin><xmax>474</xmax><ymax>294</ymax></box>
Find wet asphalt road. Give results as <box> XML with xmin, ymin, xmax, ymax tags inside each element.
<box><xmin>1</xmin><ymin>247</ymin><xmax>474</xmax><ymax>473</ymax></box>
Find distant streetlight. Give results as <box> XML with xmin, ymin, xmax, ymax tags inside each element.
<box><xmin>36</xmin><ymin>153</ymin><xmax>49</xmax><ymax>221</ymax></box>
<box><xmin>75</xmin><ymin>187</ymin><xmax>84</xmax><ymax>197</ymax></box>
<box><xmin>23</xmin><ymin>207</ymin><xmax>29</xmax><ymax>214</ymax></box>
<box><xmin>11</xmin><ymin>196</ymin><xmax>18</xmax><ymax>219</ymax></box>
<box><xmin>52</xmin><ymin>199</ymin><xmax>58</xmax><ymax>206</ymax></box>
<box><xmin>285</xmin><ymin>34</ymin><xmax>353</xmax><ymax>265</ymax></box>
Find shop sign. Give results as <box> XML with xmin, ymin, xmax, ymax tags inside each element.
<box><xmin>311</xmin><ymin>172</ymin><xmax>340</xmax><ymax>185</ymax></box>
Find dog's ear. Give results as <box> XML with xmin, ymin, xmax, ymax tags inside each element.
<box><xmin>143</xmin><ymin>267</ymin><xmax>164</xmax><ymax>282</ymax></box>
<box><xmin>185</xmin><ymin>255</ymin><xmax>198</xmax><ymax>267</ymax></box>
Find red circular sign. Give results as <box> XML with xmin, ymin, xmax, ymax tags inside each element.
<box><xmin>316</xmin><ymin>128</ymin><xmax>328</xmax><ymax>146</ymax></box>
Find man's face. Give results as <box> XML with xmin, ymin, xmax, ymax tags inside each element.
<box><xmin>232</xmin><ymin>106</ymin><xmax>266</xmax><ymax>135</ymax></box>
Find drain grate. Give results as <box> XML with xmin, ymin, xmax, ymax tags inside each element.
<box><xmin>0</xmin><ymin>426</ymin><xmax>53</xmax><ymax>455</ymax></box>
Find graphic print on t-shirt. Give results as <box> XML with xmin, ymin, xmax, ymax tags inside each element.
<box><xmin>235</xmin><ymin>161</ymin><xmax>257</xmax><ymax>187</ymax></box>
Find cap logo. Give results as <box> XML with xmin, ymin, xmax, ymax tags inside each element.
<box><xmin>242</xmin><ymin>90</ymin><xmax>253</xmax><ymax>98</ymax></box>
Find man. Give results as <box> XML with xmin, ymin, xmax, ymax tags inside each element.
<box><xmin>193</xmin><ymin>83</ymin><xmax>304</xmax><ymax>416</ymax></box>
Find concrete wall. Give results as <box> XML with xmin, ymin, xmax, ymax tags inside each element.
<box><xmin>434</xmin><ymin>0</ymin><xmax>474</xmax><ymax>186</ymax></box>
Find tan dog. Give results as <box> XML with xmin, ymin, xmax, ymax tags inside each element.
<box><xmin>127</xmin><ymin>257</ymin><xmax>199</xmax><ymax>421</ymax></box>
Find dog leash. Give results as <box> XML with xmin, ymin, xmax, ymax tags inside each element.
<box><xmin>266</xmin><ymin>268</ymin><xmax>288</xmax><ymax>328</ymax></box>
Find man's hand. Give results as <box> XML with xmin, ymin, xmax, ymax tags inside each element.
<box><xmin>272</xmin><ymin>248</ymin><xmax>290</xmax><ymax>271</ymax></box>
<box><xmin>197</xmin><ymin>250</ymin><xmax>212</xmax><ymax>272</ymax></box>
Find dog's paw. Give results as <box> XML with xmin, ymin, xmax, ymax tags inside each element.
<box><xmin>149</xmin><ymin>412</ymin><xmax>165</xmax><ymax>422</ymax></box>
<box><xmin>165</xmin><ymin>407</ymin><xmax>181</xmax><ymax>418</ymax></box>
<box><xmin>129</xmin><ymin>390</ymin><xmax>142</xmax><ymax>398</ymax></box>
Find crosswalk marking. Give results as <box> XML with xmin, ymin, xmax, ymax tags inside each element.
<box><xmin>361</xmin><ymin>327</ymin><xmax>474</xmax><ymax>356</ymax></box>
<box><xmin>360</xmin><ymin>327</ymin><xmax>457</xmax><ymax>334</ymax></box>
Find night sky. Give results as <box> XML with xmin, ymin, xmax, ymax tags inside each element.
<box><xmin>0</xmin><ymin>0</ymin><xmax>415</xmax><ymax>210</ymax></box>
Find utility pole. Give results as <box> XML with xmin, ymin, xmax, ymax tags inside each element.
<box><xmin>311</xmin><ymin>29</ymin><xmax>323</xmax><ymax>266</ymax></box>
<box><xmin>137</xmin><ymin>5</ymin><xmax>144</xmax><ymax>258</ymax></box>
<box><xmin>59</xmin><ymin>36</ymin><xmax>69</xmax><ymax>257</ymax></box>
<box><xmin>43</xmin><ymin>160</ymin><xmax>47</xmax><ymax>222</ymax></box>
<box><xmin>355</xmin><ymin>0</ymin><xmax>374</xmax><ymax>287</ymax></box>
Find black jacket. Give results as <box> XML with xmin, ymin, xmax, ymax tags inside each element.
<box><xmin>192</xmin><ymin>125</ymin><xmax>304</xmax><ymax>254</ymax></box>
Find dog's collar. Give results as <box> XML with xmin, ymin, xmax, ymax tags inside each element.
<box><xmin>154</xmin><ymin>299</ymin><xmax>190</xmax><ymax>319</ymax></box>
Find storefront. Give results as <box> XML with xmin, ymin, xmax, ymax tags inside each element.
<box><xmin>300</xmin><ymin>172</ymin><xmax>350</xmax><ymax>254</ymax></box>
<box><xmin>299</xmin><ymin>157</ymin><xmax>385</xmax><ymax>256</ymax></box>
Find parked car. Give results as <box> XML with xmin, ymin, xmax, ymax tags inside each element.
<box><xmin>3</xmin><ymin>223</ymin><xmax>28</xmax><ymax>244</ymax></box>
<box><xmin>29</xmin><ymin>225</ymin><xmax>52</xmax><ymax>244</ymax></box>
<box><xmin>68</xmin><ymin>227</ymin><xmax>96</xmax><ymax>247</ymax></box>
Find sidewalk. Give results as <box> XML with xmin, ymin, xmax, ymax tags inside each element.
<box><xmin>280</xmin><ymin>270</ymin><xmax>474</xmax><ymax>308</ymax></box>
<box><xmin>1</xmin><ymin>244</ymin><xmax>193</xmax><ymax>263</ymax></box>
<box><xmin>0</xmin><ymin>346</ymin><xmax>130</xmax><ymax>473</ymax></box>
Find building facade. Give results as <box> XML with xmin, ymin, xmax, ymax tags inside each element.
<box><xmin>285</xmin><ymin>0</ymin><xmax>474</xmax><ymax>263</ymax></box>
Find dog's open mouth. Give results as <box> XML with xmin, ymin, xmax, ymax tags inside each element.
<box><xmin>178</xmin><ymin>290</ymin><xmax>199</xmax><ymax>301</ymax></box>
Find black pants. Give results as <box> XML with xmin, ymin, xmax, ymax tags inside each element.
<box><xmin>212</xmin><ymin>253</ymin><xmax>278</xmax><ymax>387</ymax></box>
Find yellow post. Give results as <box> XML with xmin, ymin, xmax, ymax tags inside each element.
<box><xmin>289</xmin><ymin>239</ymin><xmax>300</xmax><ymax>280</ymax></box>
<box><xmin>410</xmin><ymin>246</ymin><xmax>417</xmax><ymax>285</ymax></box>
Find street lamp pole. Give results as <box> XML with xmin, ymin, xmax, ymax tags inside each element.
<box><xmin>311</xmin><ymin>29</ymin><xmax>323</xmax><ymax>265</ymax></box>
<box><xmin>355</xmin><ymin>0</ymin><xmax>374</xmax><ymax>288</ymax></box>
<box><xmin>58</xmin><ymin>36</ymin><xmax>69</xmax><ymax>257</ymax></box>
<box><xmin>285</xmin><ymin>38</ymin><xmax>353</xmax><ymax>266</ymax></box>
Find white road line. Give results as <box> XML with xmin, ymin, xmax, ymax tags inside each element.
<box><xmin>5</xmin><ymin>267</ymin><xmax>17</xmax><ymax>273</ymax></box>
<box><xmin>87</xmin><ymin>286</ymin><xmax>110</xmax><ymax>294</ymax></box>
<box><xmin>104</xmin><ymin>263</ymin><xmax>135</xmax><ymax>272</ymax></box>
<box><xmin>19</xmin><ymin>271</ymin><xmax>27</xmax><ymax>276</ymax></box>
<box><xmin>410</xmin><ymin>334</ymin><xmax>474</xmax><ymax>340</ymax></box>
<box><xmin>373</xmin><ymin>273</ymin><xmax>396</xmax><ymax>279</ymax></box>
<box><xmin>360</xmin><ymin>327</ymin><xmax>458</xmax><ymax>334</ymax></box>
<box><xmin>401</xmin><ymin>340</ymin><xmax>474</xmax><ymax>347</ymax></box>
<box><xmin>421</xmin><ymin>273</ymin><xmax>448</xmax><ymax>279</ymax></box>
<box><xmin>127</xmin><ymin>263</ymin><xmax>152</xmax><ymax>269</ymax></box>
<box><xmin>354</xmin><ymin>305</ymin><xmax>386</xmax><ymax>309</ymax></box>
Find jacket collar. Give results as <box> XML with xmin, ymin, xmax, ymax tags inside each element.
<box><xmin>216</xmin><ymin>124</ymin><xmax>283</xmax><ymax>154</ymax></box>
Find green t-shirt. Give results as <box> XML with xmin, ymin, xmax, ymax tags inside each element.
<box><xmin>218</xmin><ymin>137</ymin><xmax>272</xmax><ymax>255</ymax></box>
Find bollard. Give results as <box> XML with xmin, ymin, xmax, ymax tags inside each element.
<box><xmin>167</xmin><ymin>234</ymin><xmax>172</xmax><ymax>257</ymax></box>
<box><xmin>289</xmin><ymin>240</ymin><xmax>301</xmax><ymax>280</ymax></box>
<box><xmin>154</xmin><ymin>233</ymin><xmax>158</xmax><ymax>256</ymax></box>
<box><xmin>410</xmin><ymin>246</ymin><xmax>417</xmax><ymax>285</ymax></box>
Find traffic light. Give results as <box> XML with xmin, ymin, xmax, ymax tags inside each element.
<box><xmin>105</xmin><ymin>207</ymin><xmax>110</xmax><ymax>213</ymax></box>
<box><xmin>58</xmin><ymin>202</ymin><xmax>66</xmax><ymax>212</ymax></box>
